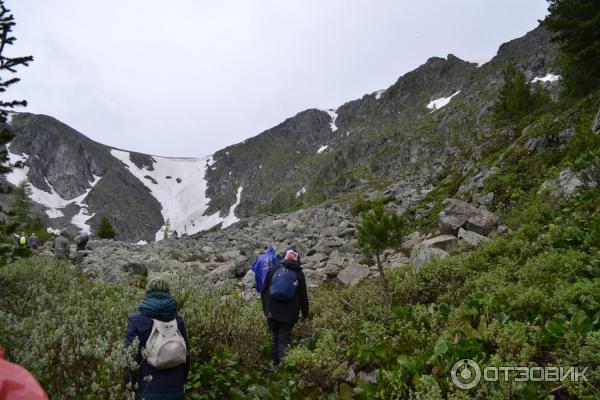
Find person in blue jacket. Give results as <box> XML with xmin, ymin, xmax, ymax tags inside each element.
<box><xmin>251</xmin><ymin>245</ymin><xmax>281</xmax><ymax>293</ymax></box>
<box><xmin>125</xmin><ymin>278</ymin><xmax>190</xmax><ymax>400</ymax></box>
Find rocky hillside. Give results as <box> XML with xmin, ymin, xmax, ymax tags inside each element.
<box><xmin>1</xmin><ymin>25</ymin><xmax>559</xmax><ymax>243</ymax></box>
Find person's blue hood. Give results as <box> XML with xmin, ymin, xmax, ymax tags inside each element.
<box><xmin>266</xmin><ymin>245</ymin><xmax>276</xmax><ymax>256</ymax></box>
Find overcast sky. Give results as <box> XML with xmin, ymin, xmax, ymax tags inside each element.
<box><xmin>7</xmin><ymin>0</ymin><xmax>549</xmax><ymax>157</ymax></box>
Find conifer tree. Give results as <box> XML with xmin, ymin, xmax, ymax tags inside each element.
<box><xmin>97</xmin><ymin>216</ymin><xmax>116</xmax><ymax>239</ymax></box>
<box><xmin>0</xmin><ymin>0</ymin><xmax>33</xmax><ymax>175</ymax></box>
<box><xmin>357</xmin><ymin>203</ymin><xmax>404</xmax><ymax>301</ymax></box>
<box><xmin>543</xmin><ymin>0</ymin><xmax>600</xmax><ymax>96</ymax></box>
<box><xmin>493</xmin><ymin>66</ymin><xmax>533</xmax><ymax>122</ymax></box>
<box><xmin>10</xmin><ymin>180</ymin><xmax>31</xmax><ymax>225</ymax></box>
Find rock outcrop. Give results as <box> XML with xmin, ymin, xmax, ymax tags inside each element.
<box><xmin>538</xmin><ymin>168</ymin><xmax>587</xmax><ymax>201</ymax></box>
<box><xmin>439</xmin><ymin>199</ymin><xmax>498</xmax><ymax>235</ymax></box>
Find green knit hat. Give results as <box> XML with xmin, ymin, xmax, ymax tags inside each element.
<box><xmin>146</xmin><ymin>277</ymin><xmax>170</xmax><ymax>293</ymax></box>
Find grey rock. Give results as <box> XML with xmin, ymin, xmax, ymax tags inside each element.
<box><xmin>337</xmin><ymin>263</ymin><xmax>370</xmax><ymax>286</ymax></box>
<box><xmin>523</xmin><ymin>135</ymin><xmax>550</xmax><ymax>154</ymax></box>
<box><xmin>411</xmin><ymin>235</ymin><xmax>457</xmax><ymax>254</ymax></box>
<box><xmin>464</xmin><ymin>208</ymin><xmax>498</xmax><ymax>235</ymax></box>
<box><xmin>439</xmin><ymin>199</ymin><xmax>477</xmax><ymax>234</ymax></box>
<box><xmin>384</xmin><ymin>252</ymin><xmax>411</xmax><ymax>270</ymax></box>
<box><xmin>439</xmin><ymin>198</ymin><xmax>498</xmax><ymax>235</ymax></box>
<box><xmin>306</xmin><ymin>253</ymin><xmax>329</xmax><ymax>263</ymax></box>
<box><xmin>401</xmin><ymin>231</ymin><xmax>424</xmax><ymax>251</ymax></box>
<box><xmin>411</xmin><ymin>246</ymin><xmax>449</xmax><ymax>270</ymax></box>
<box><xmin>205</xmin><ymin>261</ymin><xmax>237</xmax><ymax>283</ymax></box>
<box><xmin>357</xmin><ymin>370</ymin><xmax>378</xmax><ymax>384</ymax></box>
<box><xmin>458</xmin><ymin>228</ymin><xmax>489</xmax><ymax>248</ymax></box>
<box><xmin>497</xmin><ymin>224</ymin><xmax>508</xmax><ymax>235</ymax></box>
<box><xmin>241</xmin><ymin>269</ymin><xmax>255</xmax><ymax>289</ymax></box>
<box><xmin>337</xmin><ymin>228</ymin><xmax>356</xmax><ymax>238</ymax></box>
<box><xmin>317</xmin><ymin>264</ymin><xmax>342</xmax><ymax>278</ymax></box>
<box><xmin>304</xmin><ymin>269</ymin><xmax>327</xmax><ymax>288</ymax></box>
<box><xmin>475</xmin><ymin>192</ymin><xmax>494</xmax><ymax>208</ymax></box>
<box><xmin>593</xmin><ymin>106</ymin><xmax>600</xmax><ymax>134</ymax></box>
<box><xmin>538</xmin><ymin>168</ymin><xmax>585</xmax><ymax>201</ymax></box>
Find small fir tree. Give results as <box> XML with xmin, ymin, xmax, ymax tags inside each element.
<box><xmin>493</xmin><ymin>66</ymin><xmax>533</xmax><ymax>122</ymax></box>
<box><xmin>357</xmin><ymin>203</ymin><xmax>404</xmax><ymax>301</ymax></box>
<box><xmin>10</xmin><ymin>180</ymin><xmax>31</xmax><ymax>225</ymax></box>
<box><xmin>97</xmin><ymin>216</ymin><xmax>116</xmax><ymax>239</ymax></box>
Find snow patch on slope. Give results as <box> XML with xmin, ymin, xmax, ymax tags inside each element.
<box><xmin>319</xmin><ymin>109</ymin><xmax>338</xmax><ymax>132</ymax></box>
<box><xmin>317</xmin><ymin>145</ymin><xmax>329</xmax><ymax>154</ymax></box>
<box><xmin>296</xmin><ymin>187</ymin><xmax>306</xmax><ymax>198</ymax></box>
<box><xmin>111</xmin><ymin>149</ymin><xmax>242</xmax><ymax>241</ymax></box>
<box><xmin>222</xmin><ymin>186</ymin><xmax>243</xmax><ymax>229</ymax></box>
<box><xmin>532</xmin><ymin>73</ymin><xmax>560</xmax><ymax>83</ymax></box>
<box><xmin>374</xmin><ymin>89</ymin><xmax>385</xmax><ymax>99</ymax></box>
<box><xmin>4</xmin><ymin>144</ymin><xmax>101</xmax><ymax>230</ymax></box>
<box><xmin>427</xmin><ymin>90</ymin><xmax>461</xmax><ymax>111</ymax></box>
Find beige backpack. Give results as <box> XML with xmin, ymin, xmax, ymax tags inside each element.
<box><xmin>143</xmin><ymin>319</ymin><xmax>187</xmax><ymax>369</ymax></box>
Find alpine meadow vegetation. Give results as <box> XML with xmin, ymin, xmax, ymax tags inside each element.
<box><xmin>2</xmin><ymin>0</ymin><xmax>600</xmax><ymax>399</ymax></box>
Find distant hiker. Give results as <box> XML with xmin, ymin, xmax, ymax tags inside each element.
<box><xmin>74</xmin><ymin>229</ymin><xmax>90</xmax><ymax>266</ymax></box>
<box><xmin>261</xmin><ymin>249</ymin><xmax>309</xmax><ymax>367</ymax></box>
<box><xmin>125</xmin><ymin>278</ymin><xmax>189</xmax><ymax>400</ymax></box>
<box><xmin>251</xmin><ymin>245</ymin><xmax>281</xmax><ymax>293</ymax></box>
<box><xmin>15</xmin><ymin>232</ymin><xmax>27</xmax><ymax>248</ymax></box>
<box><xmin>0</xmin><ymin>345</ymin><xmax>49</xmax><ymax>400</ymax></box>
<box><xmin>52</xmin><ymin>231</ymin><xmax>70</xmax><ymax>260</ymax></box>
<box><xmin>75</xmin><ymin>228</ymin><xmax>90</xmax><ymax>251</ymax></box>
<box><xmin>28</xmin><ymin>233</ymin><xmax>39</xmax><ymax>250</ymax></box>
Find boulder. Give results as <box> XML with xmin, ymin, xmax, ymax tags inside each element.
<box><xmin>317</xmin><ymin>264</ymin><xmax>342</xmax><ymax>278</ymax></box>
<box><xmin>464</xmin><ymin>208</ymin><xmax>498</xmax><ymax>235</ymax></box>
<box><xmin>304</xmin><ymin>269</ymin><xmax>327</xmax><ymax>288</ymax></box>
<box><xmin>384</xmin><ymin>253</ymin><xmax>411</xmax><ymax>270</ymax></box>
<box><xmin>539</xmin><ymin>168</ymin><xmax>586</xmax><ymax>201</ymax></box>
<box><xmin>411</xmin><ymin>246</ymin><xmax>449</xmax><ymax>270</ymax></box>
<box><xmin>337</xmin><ymin>263</ymin><xmax>370</xmax><ymax>286</ymax></box>
<box><xmin>439</xmin><ymin>199</ymin><xmax>476</xmax><ymax>234</ymax></box>
<box><xmin>411</xmin><ymin>235</ymin><xmax>457</xmax><ymax>254</ymax></box>
<box><xmin>241</xmin><ymin>269</ymin><xmax>255</xmax><ymax>289</ymax></box>
<box><xmin>439</xmin><ymin>198</ymin><xmax>497</xmax><ymax>235</ymax></box>
<box><xmin>205</xmin><ymin>261</ymin><xmax>237</xmax><ymax>283</ymax></box>
<box><xmin>327</xmin><ymin>249</ymin><xmax>344</xmax><ymax>267</ymax></box>
<box><xmin>306</xmin><ymin>253</ymin><xmax>329</xmax><ymax>264</ymax></box>
<box><xmin>338</xmin><ymin>228</ymin><xmax>356</xmax><ymax>238</ymax></box>
<box><xmin>593</xmin><ymin>106</ymin><xmax>600</xmax><ymax>134</ymax></box>
<box><xmin>458</xmin><ymin>228</ymin><xmax>489</xmax><ymax>248</ymax></box>
<box><xmin>401</xmin><ymin>231</ymin><xmax>424</xmax><ymax>251</ymax></box>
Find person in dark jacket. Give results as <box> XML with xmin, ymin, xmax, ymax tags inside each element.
<box><xmin>28</xmin><ymin>233</ymin><xmax>39</xmax><ymax>250</ymax></box>
<box><xmin>261</xmin><ymin>249</ymin><xmax>309</xmax><ymax>366</ymax></box>
<box><xmin>125</xmin><ymin>278</ymin><xmax>190</xmax><ymax>400</ymax></box>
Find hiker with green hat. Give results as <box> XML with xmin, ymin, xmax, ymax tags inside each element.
<box><xmin>125</xmin><ymin>277</ymin><xmax>190</xmax><ymax>400</ymax></box>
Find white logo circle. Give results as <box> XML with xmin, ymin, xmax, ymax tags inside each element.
<box><xmin>451</xmin><ymin>359</ymin><xmax>481</xmax><ymax>390</ymax></box>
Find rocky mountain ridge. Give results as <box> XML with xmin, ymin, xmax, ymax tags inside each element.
<box><xmin>2</xmin><ymin>25</ymin><xmax>559</xmax><ymax>243</ymax></box>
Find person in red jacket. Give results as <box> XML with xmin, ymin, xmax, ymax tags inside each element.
<box><xmin>0</xmin><ymin>345</ymin><xmax>48</xmax><ymax>400</ymax></box>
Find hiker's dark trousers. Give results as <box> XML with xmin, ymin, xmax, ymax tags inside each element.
<box><xmin>267</xmin><ymin>318</ymin><xmax>294</xmax><ymax>366</ymax></box>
